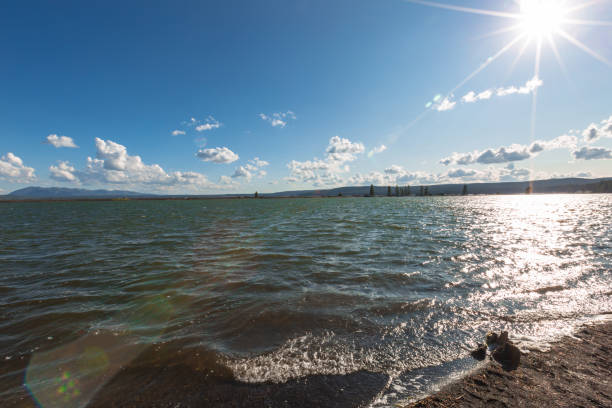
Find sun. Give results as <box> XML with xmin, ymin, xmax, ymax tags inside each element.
<box><xmin>519</xmin><ymin>0</ymin><xmax>567</xmax><ymax>38</ymax></box>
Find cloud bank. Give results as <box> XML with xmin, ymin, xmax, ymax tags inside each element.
<box><xmin>48</xmin><ymin>138</ymin><xmax>221</xmax><ymax>191</ymax></box>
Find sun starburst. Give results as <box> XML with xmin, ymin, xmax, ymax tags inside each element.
<box><xmin>406</xmin><ymin>0</ymin><xmax>611</xmax><ymax>139</ymax></box>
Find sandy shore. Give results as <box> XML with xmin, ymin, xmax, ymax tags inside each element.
<box><xmin>405</xmin><ymin>320</ymin><xmax>612</xmax><ymax>408</ymax></box>
<box><xmin>3</xmin><ymin>321</ymin><xmax>610</xmax><ymax>407</ymax></box>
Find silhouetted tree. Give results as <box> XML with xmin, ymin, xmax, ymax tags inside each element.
<box><xmin>424</xmin><ymin>186</ymin><xmax>429</xmax><ymax>196</ymax></box>
<box><xmin>387</xmin><ymin>186</ymin><xmax>392</xmax><ymax>196</ymax></box>
<box><xmin>405</xmin><ymin>185</ymin><xmax>411</xmax><ymax>196</ymax></box>
<box><xmin>462</xmin><ymin>184</ymin><xmax>468</xmax><ymax>195</ymax></box>
<box><xmin>254</xmin><ymin>191</ymin><xmax>259</xmax><ymax>198</ymax></box>
<box><xmin>395</xmin><ymin>185</ymin><xmax>399</xmax><ymax>196</ymax></box>
<box><xmin>369</xmin><ymin>184</ymin><xmax>375</xmax><ymax>196</ymax></box>
<box><xmin>419</xmin><ymin>186</ymin><xmax>424</xmax><ymax>196</ymax></box>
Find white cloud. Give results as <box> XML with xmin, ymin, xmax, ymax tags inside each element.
<box><xmin>351</xmin><ymin>164</ymin><xmax>535</xmax><ymax>187</ymax></box>
<box><xmin>49</xmin><ymin>138</ymin><xmax>221</xmax><ymax>191</ymax></box>
<box><xmin>439</xmin><ymin>77</ymin><xmax>543</xmax><ymax>111</ymax></box>
<box><xmin>368</xmin><ymin>144</ymin><xmax>387</xmax><ymax>157</ymax></box>
<box><xmin>228</xmin><ymin>157</ymin><xmax>269</xmax><ymax>183</ymax></box>
<box><xmin>231</xmin><ymin>166</ymin><xmax>252</xmax><ymax>180</ymax></box>
<box><xmin>180</xmin><ymin>116</ymin><xmax>221</xmax><ymax>133</ymax></box>
<box><xmin>462</xmin><ymin>91</ymin><xmax>477</xmax><ymax>103</ymax></box>
<box><xmin>49</xmin><ymin>161</ymin><xmax>78</xmax><ymax>182</ymax></box>
<box><xmin>287</xmin><ymin>136</ymin><xmax>365</xmax><ymax>186</ymax></box>
<box><xmin>251</xmin><ymin>157</ymin><xmax>269</xmax><ymax>167</ymax></box>
<box><xmin>0</xmin><ymin>153</ymin><xmax>36</xmax><ymax>183</ymax></box>
<box><xmin>259</xmin><ymin>111</ymin><xmax>296</xmax><ymax>128</ymax></box>
<box><xmin>582</xmin><ymin>115</ymin><xmax>612</xmax><ymax>143</ymax></box>
<box><xmin>46</xmin><ymin>134</ymin><xmax>78</xmax><ymax>148</ymax></box>
<box><xmin>440</xmin><ymin>134</ymin><xmax>578</xmax><ymax>166</ymax></box>
<box><xmin>440</xmin><ymin>114</ymin><xmax>610</xmax><ymax>166</ymax></box>
<box><xmin>196</xmin><ymin>121</ymin><xmax>221</xmax><ymax>132</ymax></box>
<box><xmin>573</xmin><ymin>146</ymin><xmax>612</xmax><ymax>160</ymax></box>
<box><xmin>476</xmin><ymin>89</ymin><xmax>493</xmax><ymax>100</ymax></box>
<box><xmin>196</xmin><ymin>147</ymin><xmax>239</xmax><ymax>164</ymax></box>
<box><xmin>435</xmin><ymin>97</ymin><xmax>456</xmax><ymax>111</ymax></box>
<box><xmin>440</xmin><ymin>144</ymin><xmax>532</xmax><ymax>166</ymax></box>
<box><xmin>325</xmin><ymin>136</ymin><xmax>365</xmax><ymax>162</ymax></box>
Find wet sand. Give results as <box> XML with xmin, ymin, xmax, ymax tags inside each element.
<box><xmin>405</xmin><ymin>320</ymin><xmax>612</xmax><ymax>408</ymax></box>
<box><xmin>4</xmin><ymin>321</ymin><xmax>610</xmax><ymax>407</ymax></box>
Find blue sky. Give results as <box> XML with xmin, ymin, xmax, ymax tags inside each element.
<box><xmin>1</xmin><ymin>0</ymin><xmax>611</xmax><ymax>194</ymax></box>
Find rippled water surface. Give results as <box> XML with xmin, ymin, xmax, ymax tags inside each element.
<box><xmin>1</xmin><ymin>196</ymin><xmax>611</xmax><ymax>407</ymax></box>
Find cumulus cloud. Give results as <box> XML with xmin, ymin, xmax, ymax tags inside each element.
<box><xmin>0</xmin><ymin>152</ymin><xmax>36</xmax><ymax>182</ymax></box>
<box><xmin>228</xmin><ymin>157</ymin><xmax>269</xmax><ymax>183</ymax></box>
<box><xmin>573</xmin><ymin>146</ymin><xmax>612</xmax><ymax>160</ymax></box>
<box><xmin>325</xmin><ymin>136</ymin><xmax>365</xmax><ymax>162</ymax></box>
<box><xmin>351</xmin><ymin>163</ymin><xmax>534</xmax><ymax>187</ymax></box>
<box><xmin>287</xmin><ymin>136</ymin><xmax>364</xmax><ymax>186</ymax></box>
<box><xmin>49</xmin><ymin>161</ymin><xmax>78</xmax><ymax>182</ymax></box>
<box><xmin>251</xmin><ymin>157</ymin><xmax>269</xmax><ymax>167</ymax></box>
<box><xmin>440</xmin><ymin>134</ymin><xmax>579</xmax><ymax>166</ymax></box>
<box><xmin>46</xmin><ymin>134</ymin><xmax>78</xmax><ymax>148</ymax></box>
<box><xmin>171</xmin><ymin>130</ymin><xmax>186</xmax><ymax>136</ymax></box>
<box><xmin>259</xmin><ymin>111</ymin><xmax>296</xmax><ymax>128</ymax></box>
<box><xmin>196</xmin><ymin>120</ymin><xmax>221</xmax><ymax>132</ymax></box>
<box><xmin>196</xmin><ymin>147</ymin><xmax>239</xmax><ymax>164</ymax></box>
<box><xmin>48</xmin><ymin>138</ymin><xmax>221</xmax><ymax>191</ymax></box>
<box><xmin>436</xmin><ymin>77</ymin><xmax>542</xmax><ymax>111</ymax></box>
<box><xmin>440</xmin><ymin>144</ymin><xmax>531</xmax><ymax>166</ymax></box>
<box><xmin>368</xmin><ymin>144</ymin><xmax>387</xmax><ymax>157</ymax></box>
<box><xmin>231</xmin><ymin>166</ymin><xmax>252</xmax><ymax>180</ymax></box>
<box><xmin>440</xmin><ymin>114</ymin><xmax>611</xmax><ymax>166</ymax></box>
<box><xmin>582</xmin><ymin>115</ymin><xmax>612</xmax><ymax>143</ymax></box>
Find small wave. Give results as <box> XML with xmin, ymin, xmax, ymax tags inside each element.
<box><xmin>529</xmin><ymin>285</ymin><xmax>566</xmax><ymax>294</ymax></box>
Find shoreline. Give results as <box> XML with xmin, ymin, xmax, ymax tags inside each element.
<box><xmin>404</xmin><ymin>319</ymin><xmax>612</xmax><ymax>407</ymax></box>
<box><xmin>4</xmin><ymin>321</ymin><xmax>611</xmax><ymax>407</ymax></box>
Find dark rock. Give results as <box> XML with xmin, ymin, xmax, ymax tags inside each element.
<box><xmin>492</xmin><ymin>342</ymin><xmax>521</xmax><ymax>371</ymax></box>
<box><xmin>486</xmin><ymin>332</ymin><xmax>498</xmax><ymax>346</ymax></box>
<box><xmin>497</xmin><ymin>331</ymin><xmax>509</xmax><ymax>346</ymax></box>
<box><xmin>471</xmin><ymin>343</ymin><xmax>487</xmax><ymax>361</ymax></box>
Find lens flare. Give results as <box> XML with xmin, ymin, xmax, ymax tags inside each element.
<box><xmin>519</xmin><ymin>0</ymin><xmax>566</xmax><ymax>37</ymax></box>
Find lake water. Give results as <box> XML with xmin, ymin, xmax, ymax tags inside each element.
<box><xmin>1</xmin><ymin>195</ymin><xmax>611</xmax><ymax>407</ymax></box>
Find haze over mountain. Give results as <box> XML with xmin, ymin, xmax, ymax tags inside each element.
<box><xmin>4</xmin><ymin>178</ymin><xmax>611</xmax><ymax>200</ymax></box>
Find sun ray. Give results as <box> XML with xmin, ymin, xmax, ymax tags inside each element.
<box><xmin>557</xmin><ymin>29</ymin><xmax>612</xmax><ymax>66</ymax></box>
<box><xmin>547</xmin><ymin>34</ymin><xmax>571</xmax><ymax>82</ymax></box>
<box><xmin>403</xmin><ymin>0</ymin><xmax>521</xmax><ymax>19</ymax></box>
<box><xmin>530</xmin><ymin>37</ymin><xmax>543</xmax><ymax>142</ymax></box>
<box><xmin>566</xmin><ymin>0</ymin><xmax>606</xmax><ymax>14</ymax></box>
<box><xmin>448</xmin><ymin>34</ymin><xmax>526</xmax><ymax>95</ymax></box>
<box><xmin>394</xmin><ymin>34</ymin><xmax>525</xmax><ymax>137</ymax></box>
<box><xmin>563</xmin><ymin>18</ymin><xmax>612</xmax><ymax>26</ymax></box>
<box><xmin>475</xmin><ymin>23</ymin><xmax>522</xmax><ymax>40</ymax></box>
<box><xmin>505</xmin><ymin>36</ymin><xmax>532</xmax><ymax>80</ymax></box>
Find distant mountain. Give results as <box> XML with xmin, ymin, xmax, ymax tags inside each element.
<box><xmin>3</xmin><ymin>177</ymin><xmax>611</xmax><ymax>200</ymax></box>
<box><xmin>265</xmin><ymin>177</ymin><xmax>612</xmax><ymax>197</ymax></box>
<box><xmin>6</xmin><ymin>186</ymin><xmax>154</xmax><ymax>199</ymax></box>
